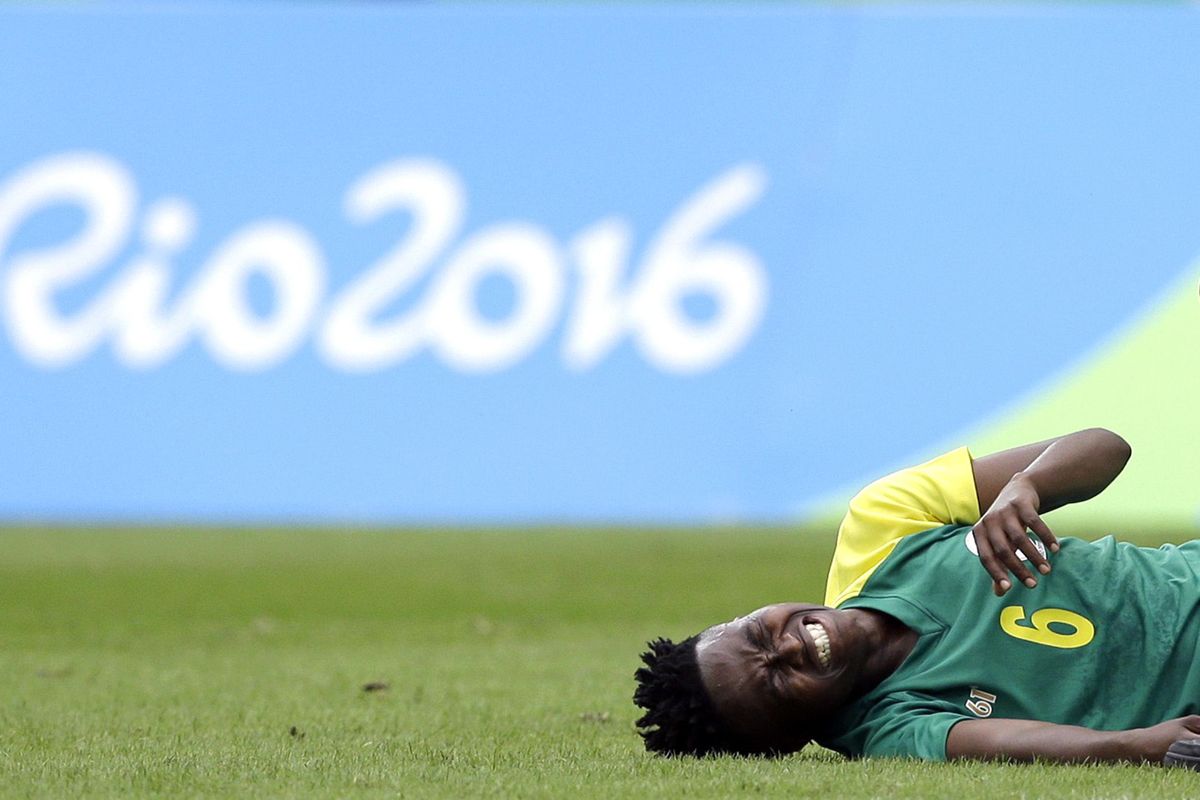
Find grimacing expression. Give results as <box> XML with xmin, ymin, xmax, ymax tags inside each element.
<box><xmin>694</xmin><ymin>602</ymin><xmax>863</xmax><ymax>751</ymax></box>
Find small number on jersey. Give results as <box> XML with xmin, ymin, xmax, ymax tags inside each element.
<box><xmin>966</xmin><ymin>688</ymin><xmax>996</xmax><ymax>717</ymax></box>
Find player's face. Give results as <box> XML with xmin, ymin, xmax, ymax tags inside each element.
<box><xmin>694</xmin><ymin>602</ymin><xmax>860</xmax><ymax>751</ymax></box>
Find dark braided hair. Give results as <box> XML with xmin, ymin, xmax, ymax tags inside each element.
<box><xmin>633</xmin><ymin>635</ymin><xmax>763</xmax><ymax>756</ymax></box>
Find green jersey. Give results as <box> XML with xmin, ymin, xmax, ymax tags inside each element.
<box><xmin>817</xmin><ymin>448</ymin><xmax>1200</xmax><ymax>761</ymax></box>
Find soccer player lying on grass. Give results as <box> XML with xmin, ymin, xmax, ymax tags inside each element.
<box><xmin>634</xmin><ymin>428</ymin><xmax>1200</xmax><ymax>766</ymax></box>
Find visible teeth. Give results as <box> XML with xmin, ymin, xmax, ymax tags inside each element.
<box><xmin>804</xmin><ymin>622</ymin><xmax>832</xmax><ymax>668</ymax></box>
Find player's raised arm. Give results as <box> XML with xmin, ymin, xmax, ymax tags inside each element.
<box><xmin>969</xmin><ymin>428</ymin><xmax>1131</xmax><ymax>596</ymax></box>
<box><xmin>947</xmin><ymin>715</ymin><xmax>1200</xmax><ymax>765</ymax></box>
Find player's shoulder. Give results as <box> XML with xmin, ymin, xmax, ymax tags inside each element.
<box><xmin>821</xmin><ymin>688</ymin><xmax>967</xmax><ymax>762</ymax></box>
<box><xmin>825</xmin><ymin>448</ymin><xmax>980</xmax><ymax>607</ymax></box>
<box><xmin>848</xmin><ymin>447</ymin><xmax>979</xmax><ymax>522</ymax></box>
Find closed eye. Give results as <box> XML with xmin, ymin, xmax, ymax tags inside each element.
<box><xmin>749</xmin><ymin>618</ymin><xmax>772</xmax><ymax>651</ymax></box>
<box><xmin>765</xmin><ymin>661</ymin><xmax>794</xmax><ymax>698</ymax></box>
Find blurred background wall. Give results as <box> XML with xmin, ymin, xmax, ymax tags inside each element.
<box><xmin>1</xmin><ymin>2</ymin><xmax>1197</xmax><ymax>527</ymax></box>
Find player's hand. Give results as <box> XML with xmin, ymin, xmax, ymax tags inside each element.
<box><xmin>971</xmin><ymin>473</ymin><xmax>1059</xmax><ymax>596</ymax></box>
<box><xmin>1130</xmin><ymin>716</ymin><xmax>1200</xmax><ymax>763</ymax></box>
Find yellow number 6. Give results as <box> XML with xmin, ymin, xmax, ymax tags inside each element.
<box><xmin>999</xmin><ymin>606</ymin><xmax>1095</xmax><ymax>649</ymax></box>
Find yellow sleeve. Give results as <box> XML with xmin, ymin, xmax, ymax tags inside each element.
<box><xmin>824</xmin><ymin>447</ymin><xmax>981</xmax><ymax>608</ymax></box>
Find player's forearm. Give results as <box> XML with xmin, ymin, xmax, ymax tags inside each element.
<box><xmin>947</xmin><ymin>718</ymin><xmax>1148</xmax><ymax>764</ymax></box>
<box><xmin>1011</xmin><ymin>428</ymin><xmax>1131</xmax><ymax>513</ymax></box>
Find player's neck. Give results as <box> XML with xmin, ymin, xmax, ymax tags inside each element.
<box><xmin>845</xmin><ymin>608</ymin><xmax>919</xmax><ymax>693</ymax></box>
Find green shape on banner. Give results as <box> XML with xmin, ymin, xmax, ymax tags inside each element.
<box><xmin>807</xmin><ymin>261</ymin><xmax>1200</xmax><ymax>532</ymax></box>
<box><xmin>965</xmin><ymin>261</ymin><xmax>1200</xmax><ymax>531</ymax></box>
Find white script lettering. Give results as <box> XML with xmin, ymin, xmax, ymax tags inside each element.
<box><xmin>0</xmin><ymin>152</ymin><xmax>768</xmax><ymax>374</ymax></box>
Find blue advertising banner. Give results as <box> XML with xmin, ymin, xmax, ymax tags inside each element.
<box><xmin>1</xmin><ymin>4</ymin><xmax>1198</xmax><ymax>522</ymax></box>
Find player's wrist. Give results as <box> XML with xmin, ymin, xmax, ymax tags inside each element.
<box><xmin>1006</xmin><ymin>471</ymin><xmax>1040</xmax><ymax>500</ymax></box>
<box><xmin>1111</xmin><ymin>727</ymin><xmax>1157</xmax><ymax>763</ymax></box>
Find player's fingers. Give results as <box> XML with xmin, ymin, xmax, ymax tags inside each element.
<box><xmin>973</xmin><ymin>526</ymin><xmax>1006</xmax><ymax>591</ymax></box>
<box><xmin>995</xmin><ymin>528</ymin><xmax>1037</xmax><ymax>589</ymax></box>
<box><xmin>972</xmin><ymin>526</ymin><xmax>1012</xmax><ymax>595</ymax></box>
<box><xmin>1025</xmin><ymin>512</ymin><xmax>1059</xmax><ymax>556</ymax></box>
<box><xmin>1012</xmin><ymin>512</ymin><xmax>1052</xmax><ymax>576</ymax></box>
<box><xmin>990</xmin><ymin>514</ymin><xmax>1036</xmax><ymax>586</ymax></box>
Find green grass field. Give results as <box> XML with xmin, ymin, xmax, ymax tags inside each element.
<box><xmin>2</xmin><ymin>525</ymin><xmax>1199</xmax><ymax>798</ymax></box>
